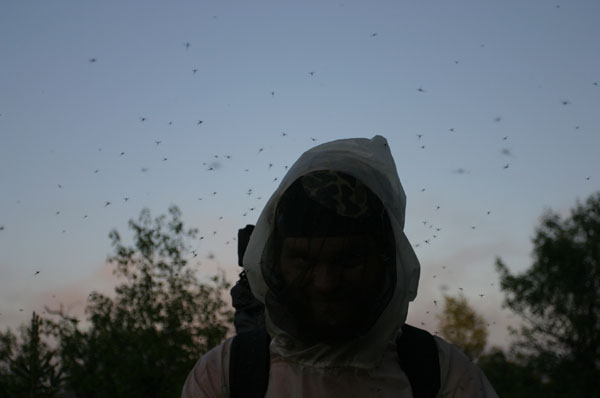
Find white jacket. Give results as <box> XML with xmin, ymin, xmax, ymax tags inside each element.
<box><xmin>183</xmin><ymin>136</ymin><xmax>498</xmax><ymax>397</ymax></box>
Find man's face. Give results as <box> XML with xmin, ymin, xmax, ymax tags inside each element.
<box><xmin>279</xmin><ymin>235</ymin><xmax>386</xmax><ymax>340</ymax></box>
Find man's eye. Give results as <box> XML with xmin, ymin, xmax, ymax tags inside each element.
<box><xmin>345</xmin><ymin>261</ymin><xmax>363</xmax><ymax>269</ymax></box>
<box><xmin>289</xmin><ymin>256</ymin><xmax>311</xmax><ymax>268</ymax></box>
<box><xmin>341</xmin><ymin>256</ymin><xmax>364</xmax><ymax>268</ymax></box>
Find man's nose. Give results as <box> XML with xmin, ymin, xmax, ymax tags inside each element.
<box><xmin>311</xmin><ymin>263</ymin><xmax>341</xmax><ymax>293</ymax></box>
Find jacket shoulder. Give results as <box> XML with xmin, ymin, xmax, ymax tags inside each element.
<box><xmin>181</xmin><ymin>338</ymin><xmax>233</xmax><ymax>398</ymax></box>
<box><xmin>433</xmin><ymin>337</ymin><xmax>498</xmax><ymax>398</ymax></box>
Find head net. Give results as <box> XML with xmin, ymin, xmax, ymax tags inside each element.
<box><xmin>261</xmin><ymin>170</ymin><xmax>397</xmax><ymax>345</ymax></box>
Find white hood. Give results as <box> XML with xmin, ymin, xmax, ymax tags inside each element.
<box><xmin>243</xmin><ymin>135</ymin><xmax>421</xmax><ymax>369</ymax></box>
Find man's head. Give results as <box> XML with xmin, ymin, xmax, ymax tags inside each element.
<box><xmin>263</xmin><ymin>170</ymin><xmax>396</xmax><ymax>345</ymax></box>
<box><xmin>243</xmin><ymin>136</ymin><xmax>421</xmax><ymax>367</ymax></box>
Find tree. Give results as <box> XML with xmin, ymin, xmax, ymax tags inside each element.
<box><xmin>436</xmin><ymin>293</ymin><xmax>488</xmax><ymax>361</ymax></box>
<box><xmin>0</xmin><ymin>312</ymin><xmax>63</xmax><ymax>398</ymax></box>
<box><xmin>49</xmin><ymin>205</ymin><xmax>233</xmax><ymax>397</ymax></box>
<box><xmin>477</xmin><ymin>348</ymin><xmax>545</xmax><ymax>398</ymax></box>
<box><xmin>496</xmin><ymin>192</ymin><xmax>600</xmax><ymax>397</ymax></box>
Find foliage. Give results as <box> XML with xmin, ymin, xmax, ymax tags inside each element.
<box><xmin>436</xmin><ymin>293</ymin><xmax>488</xmax><ymax>361</ymax></box>
<box><xmin>0</xmin><ymin>312</ymin><xmax>63</xmax><ymax>398</ymax></box>
<box><xmin>496</xmin><ymin>192</ymin><xmax>600</xmax><ymax>397</ymax></box>
<box><xmin>47</xmin><ymin>205</ymin><xmax>233</xmax><ymax>397</ymax></box>
<box><xmin>477</xmin><ymin>347</ymin><xmax>545</xmax><ymax>398</ymax></box>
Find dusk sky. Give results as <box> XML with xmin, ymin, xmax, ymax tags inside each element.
<box><xmin>1</xmin><ymin>0</ymin><xmax>599</xmax><ymax>349</ymax></box>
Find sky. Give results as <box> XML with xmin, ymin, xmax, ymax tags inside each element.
<box><xmin>1</xmin><ymin>0</ymin><xmax>599</xmax><ymax>350</ymax></box>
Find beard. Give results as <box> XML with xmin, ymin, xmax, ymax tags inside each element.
<box><xmin>276</xmin><ymin>283</ymin><xmax>373</xmax><ymax>345</ymax></box>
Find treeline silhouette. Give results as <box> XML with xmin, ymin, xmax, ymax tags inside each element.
<box><xmin>2</xmin><ymin>193</ymin><xmax>599</xmax><ymax>397</ymax></box>
<box><xmin>482</xmin><ymin>192</ymin><xmax>600</xmax><ymax>397</ymax></box>
<box><xmin>1</xmin><ymin>206</ymin><xmax>232</xmax><ymax>398</ymax></box>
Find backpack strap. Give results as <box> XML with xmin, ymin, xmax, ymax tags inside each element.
<box><xmin>229</xmin><ymin>325</ymin><xmax>440</xmax><ymax>398</ymax></box>
<box><xmin>397</xmin><ymin>324</ymin><xmax>441</xmax><ymax>398</ymax></box>
<box><xmin>229</xmin><ymin>329</ymin><xmax>271</xmax><ymax>398</ymax></box>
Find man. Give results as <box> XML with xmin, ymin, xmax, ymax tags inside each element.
<box><xmin>182</xmin><ymin>135</ymin><xmax>497</xmax><ymax>397</ymax></box>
